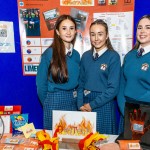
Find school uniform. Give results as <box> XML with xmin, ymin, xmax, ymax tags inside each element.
<box><xmin>33</xmin><ymin>15</ymin><xmax>40</xmax><ymax>36</ymax></box>
<box><xmin>36</xmin><ymin>46</ymin><xmax>80</xmax><ymax>130</ymax></box>
<box><xmin>117</xmin><ymin>45</ymin><xmax>150</xmax><ymax>134</ymax></box>
<box><xmin>77</xmin><ymin>47</ymin><xmax>121</xmax><ymax>134</ymax></box>
<box><xmin>27</xmin><ymin>16</ymin><xmax>34</xmax><ymax>36</ymax></box>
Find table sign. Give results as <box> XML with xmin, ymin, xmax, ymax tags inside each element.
<box><xmin>52</xmin><ymin>110</ymin><xmax>96</xmax><ymax>140</ymax></box>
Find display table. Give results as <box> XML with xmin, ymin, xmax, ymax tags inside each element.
<box><xmin>0</xmin><ymin>130</ymin><xmax>119</xmax><ymax>150</ymax></box>
<box><xmin>44</xmin><ymin>130</ymin><xmax>119</xmax><ymax>150</ymax></box>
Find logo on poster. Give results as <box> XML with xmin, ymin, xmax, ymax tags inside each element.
<box><xmin>19</xmin><ymin>0</ymin><xmax>24</xmax><ymax>6</ymax></box>
<box><xmin>24</xmin><ymin>64</ymin><xmax>38</xmax><ymax>72</ymax></box>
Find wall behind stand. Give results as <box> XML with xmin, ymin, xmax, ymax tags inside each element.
<box><xmin>0</xmin><ymin>0</ymin><xmax>43</xmax><ymax>128</ymax></box>
<box><xmin>134</xmin><ymin>1</ymin><xmax>150</xmax><ymax>43</ymax></box>
<box><xmin>0</xmin><ymin>0</ymin><xmax>149</xmax><ymax>129</ymax></box>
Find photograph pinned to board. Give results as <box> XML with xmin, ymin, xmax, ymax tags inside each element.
<box><xmin>43</xmin><ymin>8</ymin><xmax>60</xmax><ymax>31</ymax></box>
<box><xmin>19</xmin><ymin>8</ymin><xmax>41</xmax><ymax>36</ymax></box>
<box><xmin>108</xmin><ymin>0</ymin><xmax>118</xmax><ymax>5</ymax></box>
<box><xmin>98</xmin><ymin>0</ymin><xmax>106</xmax><ymax>5</ymax></box>
<box><xmin>70</xmin><ymin>8</ymin><xmax>89</xmax><ymax>31</ymax></box>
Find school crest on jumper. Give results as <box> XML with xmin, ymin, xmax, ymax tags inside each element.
<box><xmin>141</xmin><ymin>63</ymin><xmax>149</xmax><ymax>71</ymax></box>
<box><xmin>100</xmin><ymin>64</ymin><xmax>107</xmax><ymax>71</ymax></box>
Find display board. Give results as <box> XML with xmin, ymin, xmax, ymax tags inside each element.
<box><xmin>17</xmin><ymin>0</ymin><xmax>134</xmax><ymax>75</ymax></box>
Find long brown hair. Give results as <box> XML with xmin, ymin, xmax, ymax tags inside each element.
<box><xmin>132</xmin><ymin>15</ymin><xmax>150</xmax><ymax>50</ymax></box>
<box><xmin>90</xmin><ymin>19</ymin><xmax>114</xmax><ymax>50</ymax></box>
<box><xmin>48</xmin><ymin>14</ymin><xmax>77</xmax><ymax>83</ymax></box>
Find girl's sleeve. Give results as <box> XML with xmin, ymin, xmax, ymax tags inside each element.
<box><xmin>77</xmin><ymin>56</ymin><xmax>85</xmax><ymax>110</ymax></box>
<box><xmin>90</xmin><ymin>53</ymin><xmax>121</xmax><ymax>110</ymax></box>
<box><xmin>36</xmin><ymin>52</ymin><xmax>49</xmax><ymax>105</ymax></box>
<box><xmin>117</xmin><ymin>62</ymin><xmax>126</xmax><ymax>116</ymax></box>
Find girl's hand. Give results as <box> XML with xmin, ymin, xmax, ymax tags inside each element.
<box><xmin>80</xmin><ymin>106</ymin><xmax>88</xmax><ymax>111</ymax></box>
<box><xmin>84</xmin><ymin>103</ymin><xmax>92</xmax><ymax>112</ymax></box>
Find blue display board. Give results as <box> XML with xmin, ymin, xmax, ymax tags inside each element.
<box><xmin>0</xmin><ymin>0</ymin><xmax>149</xmax><ymax>129</ymax></box>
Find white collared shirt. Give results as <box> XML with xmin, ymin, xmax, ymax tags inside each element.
<box><xmin>93</xmin><ymin>47</ymin><xmax>108</xmax><ymax>57</ymax></box>
<box><xmin>65</xmin><ymin>44</ymin><xmax>73</xmax><ymax>55</ymax></box>
<box><xmin>139</xmin><ymin>45</ymin><xmax>150</xmax><ymax>56</ymax></box>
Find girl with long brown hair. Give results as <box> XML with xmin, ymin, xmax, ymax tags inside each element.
<box><xmin>117</xmin><ymin>15</ymin><xmax>150</xmax><ymax>134</ymax></box>
<box><xmin>36</xmin><ymin>14</ymin><xmax>80</xmax><ymax>130</ymax></box>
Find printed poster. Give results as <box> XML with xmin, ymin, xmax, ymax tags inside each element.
<box><xmin>17</xmin><ymin>0</ymin><xmax>135</xmax><ymax>75</ymax></box>
<box><xmin>52</xmin><ymin>110</ymin><xmax>96</xmax><ymax>140</ymax></box>
<box><xmin>94</xmin><ymin>11</ymin><xmax>134</xmax><ymax>63</ymax></box>
<box><xmin>0</xmin><ymin>21</ymin><xmax>15</xmax><ymax>53</ymax></box>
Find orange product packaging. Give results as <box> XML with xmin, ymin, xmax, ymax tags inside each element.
<box><xmin>0</xmin><ymin>133</ymin><xmax>41</xmax><ymax>150</ymax></box>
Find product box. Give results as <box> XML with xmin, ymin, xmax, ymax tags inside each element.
<box><xmin>0</xmin><ymin>105</ymin><xmax>21</xmax><ymax>133</ymax></box>
<box><xmin>118</xmin><ymin>140</ymin><xmax>141</xmax><ymax>150</ymax></box>
<box><xmin>0</xmin><ymin>133</ymin><xmax>41</xmax><ymax>150</ymax></box>
<box><xmin>0</xmin><ymin>106</ymin><xmax>21</xmax><ymax>115</ymax></box>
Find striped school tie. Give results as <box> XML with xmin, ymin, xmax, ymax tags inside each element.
<box><xmin>93</xmin><ymin>53</ymin><xmax>99</xmax><ymax>60</ymax></box>
<box><xmin>137</xmin><ymin>48</ymin><xmax>144</xmax><ymax>57</ymax></box>
<box><xmin>67</xmin><ymin>51</ymin><xmax>72</xmax><ymax>57</ymax></box>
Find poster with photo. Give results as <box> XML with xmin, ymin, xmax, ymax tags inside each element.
<box><xmin>70</xmin><ymin>8</ymin><xmax>89</xmax><ymax>31</ymax></box>
<box><xmin>108</xmin><ymin>0</ymin><xmax>118</xmax><ymax>5</ymax></box>
<box><xmin>43</xmin><ymin>8</ymin><xmax>60</xmax><ymax>31</ymax></box>
<box><xmin>17</xmin><ymin>0</ymin><xmax>135</xmax><ymax>75</ymax></box>
<box><xmin>20</xmin><ymin>8</ymin><xmax>41</xmax><ymax>37</ymax></box>
<box><xmin>98</xmin><ymin>0</ymin><xmax>106</xmax><ymax>5</ymax></box>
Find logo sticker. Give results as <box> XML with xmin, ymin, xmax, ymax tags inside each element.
<box><xmin>84</xmin><ymin>90</ymin><xmax>91</xmax><ymax>96</ymax></box>
<box><xmin>73</xmin><ymin>91</ymin><xmax>77</xmax><ymax>98</ymax></box>
<box><xmin>100</xmin><ymin>64</ymin><xmax>107</xmax><ymax>71</ymax></box>
<box><xmin>141</xmin><ymin>63</ymin><xmax>149</xmax><ymax>71</ymax></box>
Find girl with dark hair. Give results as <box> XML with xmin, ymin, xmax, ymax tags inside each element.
<box><xmin>36</xmin><ymin>14</ymin><xmax>80</xmax><ymax>130</ymax></box>
<box><xmin>32</xmin><ymin>10</ymin><xmax>40</xmax><ymax>36</ymax></box>
<box><xmin>117</xmin><ymin>15</ymin><xmax>150</xmax><ymax>133</ymax></box>
<box><xmin>77</xmin><ymin>19</ymin><xmax>121</xmax><ymax>134</ymax></box>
